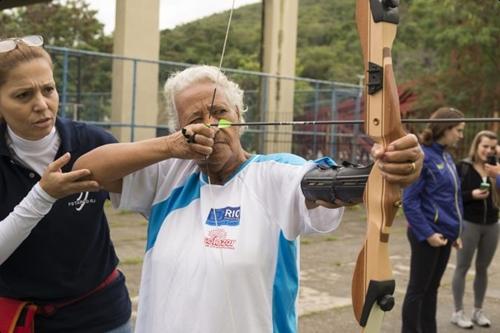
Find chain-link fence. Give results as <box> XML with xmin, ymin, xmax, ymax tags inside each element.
<box><xmin>47</xmin><ymin>46</ymin><xmax>496</xmax><ymax>163</ymax></box>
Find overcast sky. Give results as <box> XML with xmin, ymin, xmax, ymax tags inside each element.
<box><xmin>86</xmin><ymin>0</ymin><xmax>261</xmax><ymax>34</ymax></box>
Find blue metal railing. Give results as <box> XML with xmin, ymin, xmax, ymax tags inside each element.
<box><xmin>46</xmin><ymin>45</ymin><xmax>366</xmax><ymax>161</ymax></box>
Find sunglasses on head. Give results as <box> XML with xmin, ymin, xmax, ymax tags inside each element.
<box><xmin>0</xmin><ymin>35</ymin><xmax>44</xmax><ymax>53</ymax></box>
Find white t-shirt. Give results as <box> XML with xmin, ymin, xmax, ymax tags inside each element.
<box><xmin>113</xmin><ymin>153</ymin><xmax>343</xmax><ymax>333</ymax></box>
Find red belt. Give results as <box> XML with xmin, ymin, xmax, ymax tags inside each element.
<box><xmin>0</xmin><ymin>269</ymin><xmax>119</xmax><ymax>333</ymax></box>
<box><xmin>37</xmin><ymin>268</ymin><xmax>120</xmax><ymax>316</ymax></box>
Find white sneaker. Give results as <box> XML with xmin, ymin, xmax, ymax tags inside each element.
<box><xmin>472</xmin><ymin>308</ymin><xmax>491</xmax><ymax>327</ymax></box>
<box><xmin>451</xmin><ymin>310</ymin><xmax>473</xmax><ymax>329</ymax></box>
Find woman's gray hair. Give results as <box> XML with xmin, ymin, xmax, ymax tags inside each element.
<box><xmin>163</xmin><ymin>65</ymin><xmax>246</xmax><ymax>131</ymax></box>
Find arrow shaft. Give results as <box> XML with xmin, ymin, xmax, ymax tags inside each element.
<box><xmin>212</xmin><ymin>117</ymin><xmax>500</xmax><ymax>127</ymax></box>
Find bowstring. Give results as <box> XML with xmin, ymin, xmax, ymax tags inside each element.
<box><xmin>205</xmin><ymin>0</ymin><xmax>237</xmax><ymax>331</ymax></box>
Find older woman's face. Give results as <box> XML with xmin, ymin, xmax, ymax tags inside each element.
<box><xmin>0</xmin><ymin>58</ymin><xmax>58</xmax><ymax>140</ymax></box>
<box><xmin>175</xmin><ymin>81</ymin><xmax>243</xmax><ymax>171</ymax></box>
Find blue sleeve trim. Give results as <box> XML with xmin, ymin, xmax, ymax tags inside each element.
<box><xmin>272</xmin><ymin>232</ymin><xmax>298</xmax><ymax>333</ymax></box>
<box><xmin>254</xmin><ymin>153</ymin><xmax>306</xmax><ymax>166</ymax></box>
<box><xmin>313</xmin><ymin>157</ymin><xmax>337</xmax><ymax>167</ymax></box>
<box><xmin>146</xmin><ymin>172</ymin><xmax>202</xmax><ymax>251</ymax></box>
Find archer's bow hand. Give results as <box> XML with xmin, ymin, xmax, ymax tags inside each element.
<box><xmin>372</xmin><ymin>133</ymin><xmax>423</xmax><ymax>187</ymax></box>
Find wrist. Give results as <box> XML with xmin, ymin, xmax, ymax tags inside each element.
<box><xmin>162</xmin><ymin>134</ymin><xmax>176</xmax><ymax>159</ymax></box>
<box><xmin>34</xmin><ymin>182</ymin><xmax>57</xmax><ymax>203</ymax></box>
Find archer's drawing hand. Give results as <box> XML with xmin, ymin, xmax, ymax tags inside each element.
<box><xmin>169</xmin><ymin>124</ymin><xmax>217</xmax><ymax>160</ymax></box>
<box><xmin>372</xmin><ymin>133</ymin><xmax>423</xmax><ymax>187</ymax></box>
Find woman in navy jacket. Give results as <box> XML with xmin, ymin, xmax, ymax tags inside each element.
<box><xmin>0</xmin><ymin>36</ymin><xmax>131</xmax><ymax>332</ymax></box>
<box><xmin>401</xmin><ymin>107</ymin><xmax>465</xmax><ymax>333</ymax></box>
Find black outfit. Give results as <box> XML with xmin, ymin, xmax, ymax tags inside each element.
<box><xmin>0</xmin><ymin>117</ymin><xmax>131</xmax><ymax>332</ymax></box>
<box><xmin>402</xmin><ymin>229</ymin><xmax>452</xmax><ymax>333</ymax></box>
<box><xmin>456</xmin><ymin>159</ymin><xmax>498</xmax><ymax>225</ymax></box>
<box><xmin>451</xmin><ymin>159</ymin><xmax>499</xmax><ymax>312</ymax></box>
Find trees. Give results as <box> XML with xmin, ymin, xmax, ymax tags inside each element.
<box><xmin>0</xmin><ymin>0</ymin><xmax>113</xmax><ymax>121</ymax></box>
<box><xmin>396</xmin><ymin>0</ymin><xmax>499</xmax><ymax>118</ymax></box>
<box><xmin>0</xmin><ymin>0</ymin><xmax>110</xmax><ymax>51</ymax></box>
<box><xmin>2</xmin><ymin>0</ymin><xmax>497</xmax><ymax>124</ymax></box>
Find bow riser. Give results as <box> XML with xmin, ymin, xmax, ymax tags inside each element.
<box><xmin>352</xmin><ymin>1</ymin><xmax>405</xmax><ymax>332</ymax></box>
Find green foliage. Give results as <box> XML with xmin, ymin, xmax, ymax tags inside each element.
<box><xmin>159</xmin><ymin>0</ymin><xmax>364</xmax><ymax>83</ymax></box>
<box><xmin>160</xmin><ymin>4</ymin><xmax>262</xmax><ymax>71</ymax></box>
<box><xmin>396</xmin><ymin>0</ymin><xmax>499</xmax><ymax>118</ymax></box>
<box><xmin>161</xmin><ymin>0</ymin><xmax>498</xmax><ymax>124</ymax></box>
<box><xmin>296</xmin><ymin>0</ymin><xmax>362</xmax><ymax>82</ymax></box>
<box><xmin>0</xmin><ymin>0</ymin><xmax>113</xmax><ymax>120</ymax></box>
<box><xmin>0</xmin><ymin>0</ymin><xmax>111</xmax><ymax>51</ymax></box>
<box><xmin>1</xmin><ymin>0</ymin><xmax>497</xmax><ymax>127</ymax></box>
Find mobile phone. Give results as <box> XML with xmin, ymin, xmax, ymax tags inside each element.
<box><xmin>480</xmin><ymin>182</ymin><xmax>490</xmax><ymax>190</ymax></box>
<box><xmin>487</xmin><ymin>155</ymin><xmax>497</xmax><ymax>165</ymax></box>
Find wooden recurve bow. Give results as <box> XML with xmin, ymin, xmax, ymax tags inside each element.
<box><xmin>351</xmin><ymin>0</ymin><xmax>405</xmax><ymax>332</ymax></box>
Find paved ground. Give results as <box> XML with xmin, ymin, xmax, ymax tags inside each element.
<box><xmin>108</xmin><ymin>204</ymin><xmax>500</xmax><ymax>332</ymax></box>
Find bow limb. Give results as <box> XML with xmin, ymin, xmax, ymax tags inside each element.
<box><xmin>352</xmin><ymin>1</ymin><xmax>405</xmax><ymax>332</ymax></box>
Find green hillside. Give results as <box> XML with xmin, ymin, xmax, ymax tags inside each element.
<box><xmin>160</xmin><ymin>0</ymin><xmax>499</xmax><ymax>116</ymax></box>
<box><xmin>160</xmin><ymin>0</ymin><xmax>362</xmax><ymax>83</ymax></box>
<box><xmin>2</xmin><ymin>0</ymin><xmax>497</xmax><ymax>116</ymax></box>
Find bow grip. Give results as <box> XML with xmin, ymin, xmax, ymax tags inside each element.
<box><xmin>301</xmin><ymin>162</ymin><xmax>373</xmax><ymax>204</ymax></box>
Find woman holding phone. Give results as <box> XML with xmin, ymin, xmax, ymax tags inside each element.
<box><xmin>451</xmin><ymin>130</ymin><xmax>499</xmax><ymax>329</ymax></box>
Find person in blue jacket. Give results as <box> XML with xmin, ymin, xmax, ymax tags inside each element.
<box><xmin>401</xmin><ymin>106</ymin><xmax>465</xmax><ymax>333</ymax></box>
<box><xmin>0</xmin><ymin>36</ymin><xmax>131</xmax><ymax>332</ymax></box>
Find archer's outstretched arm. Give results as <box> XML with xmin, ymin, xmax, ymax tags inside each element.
<box><xmin>73</xmin><ymin>124</ymin><xmax>216</xmax><ymax>192</ymax></box>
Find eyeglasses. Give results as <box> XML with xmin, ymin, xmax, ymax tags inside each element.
<box><xmin>0</xmin><ymin>35</ymin><xmax>44</xmax><ymax>54</ymax></box>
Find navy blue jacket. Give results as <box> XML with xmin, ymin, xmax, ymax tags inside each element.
<box><xmin>402</xmin><ymin>143</ymin><xmax>463</xmax><ymax>242</ymax></box>
<box><xmin>0</xmin><ymin>117</ymin><xmax>131</xmax><ymax>332</ymax></box>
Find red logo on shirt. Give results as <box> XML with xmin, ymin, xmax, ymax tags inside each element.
<box><xmin>204</xmin><ymin>229</ymin><xmax>236</xmax><ymax>249</ymax></box>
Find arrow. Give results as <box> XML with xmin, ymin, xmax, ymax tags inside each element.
<box><xmin>211</xmin><ymin>117</ymin><xmax>500</xmax><ymax>128</ymax></box>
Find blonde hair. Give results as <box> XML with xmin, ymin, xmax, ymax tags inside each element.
<box><xmin>468</xmin><ymin>130</ymin><xmax>497</xmax><ymax>162</ymax></box>
<box><xmin>468</xmin><ymin>130</ymin><xmax>499</xmax><ymax>207</ymax></box>
<box><xmin>0</xmin><ymin>40</ymin><xmax>53</xmax><ymax>123</ymax></box>
<box><xmin>0</xmin><ymin>40</ymin><xmax>52</xmax><ymax>88</ymax></box>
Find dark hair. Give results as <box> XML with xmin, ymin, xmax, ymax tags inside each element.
<box><xmin>420</xmin><ymin>107</ymin><xmax>464</xmax><ymax>146</ymax></box>
<box><xmin>0</xmin><ymin>41</ymin><xmax>53</xmax><ymax>88</ymax></box>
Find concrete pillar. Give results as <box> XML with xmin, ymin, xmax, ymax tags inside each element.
<box><xmin>261</xmin><ymin>0</ymin><xmax>298</xmax><ymax>153</ymax></box>
<box><xmin>111</xmin><ymin>0</ymin><xmax>160</xmax><ymax>142</ymax></box>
